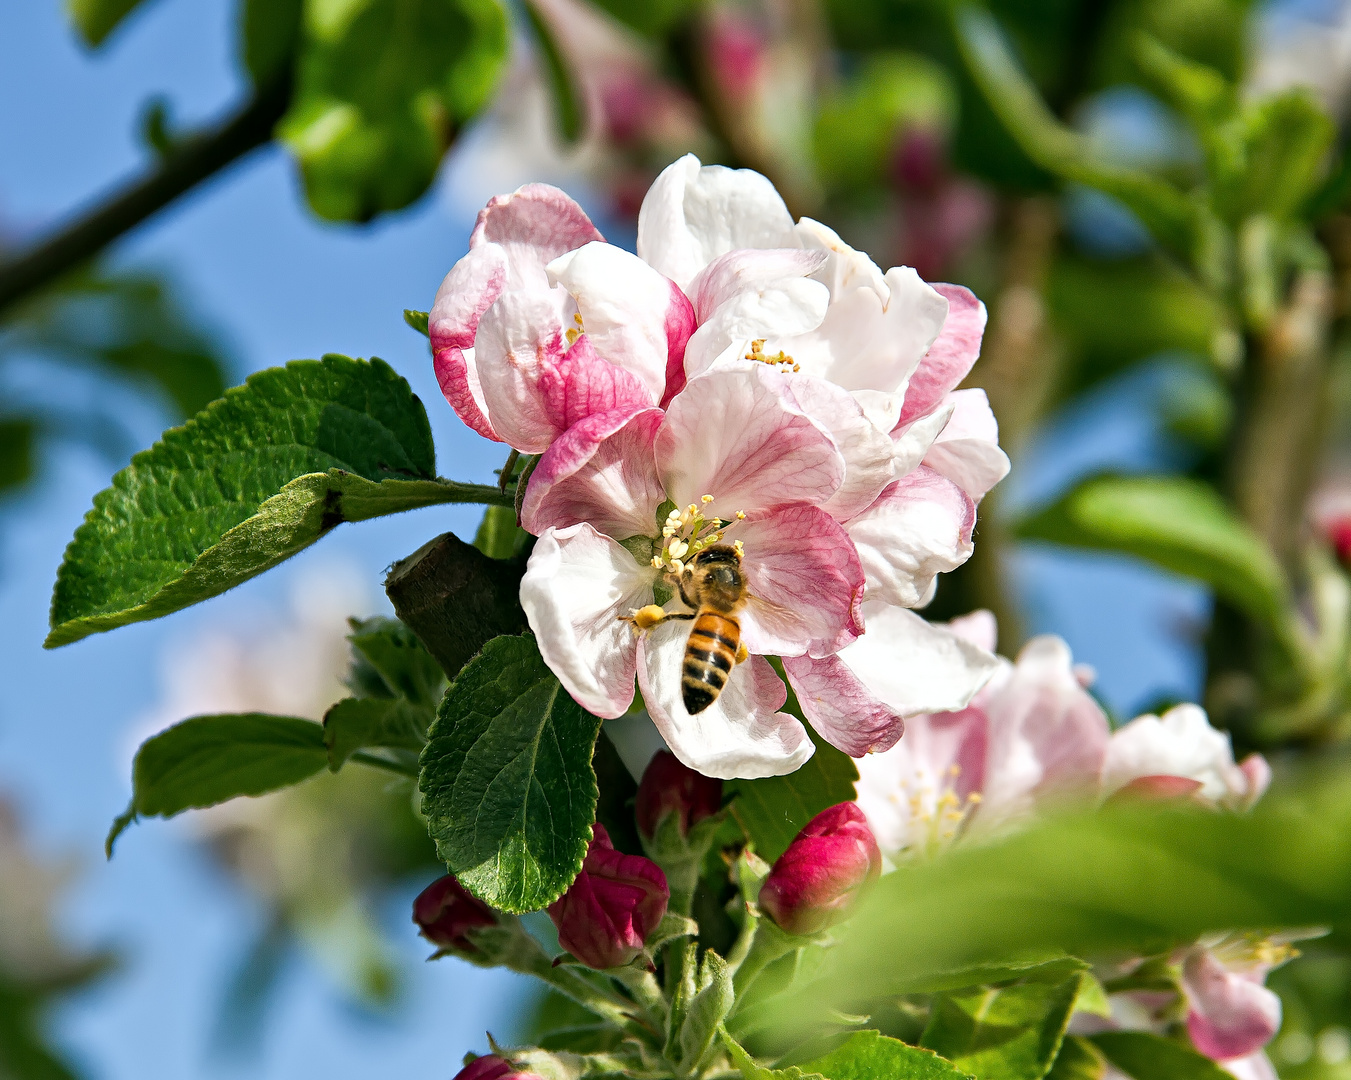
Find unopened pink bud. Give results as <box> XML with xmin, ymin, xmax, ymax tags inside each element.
<box><xmin>453</xmin><ymin>1055</ymin><xmax>545</xmax><ymax>1080</ymax></box>
<box><xmin>413</xmin><ymin>875</ymin><xmax>497</xmax><ymax>953</ymax></box>
<box><xmin>635</xmin><ymin>750</ymin><xmax>723</xmax><ymax>840</ymax></box>
<box><xmin>547</xmin><ymin>824</ymin><xmax>669</xmax><ymax>969</ymax></box>
<box><xmin>758</xmin><ymin>803</ymin><xmax>881</xmax><ymax>936</ymax></box>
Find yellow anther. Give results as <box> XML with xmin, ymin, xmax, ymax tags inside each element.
<box><xmin>667</xmin><ymin>539</ymin><xmax>688</xmax><ymax>559</ymax></box>
<box><xmin>651</xmin><ymin>556</ymin><xmax>663</xmax><ymax>569</ymax></box>
<box><xmin>670</xmin><ymin>558</ymin><xmax>684</xmax><ymax>574</ymax></box>
<box><xmin>948</xmin><ymin>764</ymin><xmax>961</xmax><ymax>777</ymax></box>
<box><xmin>701</xmin><ymin>494</ymin><xmax>714</xmax><ymax>504</ymax></box>
<box><xmin>565</xmin><ymin>327</ymin><xmax>581</xmax><ymax>345</ymax></box>
<box><xmin>735</xmin><ymin>510</ymin><xmax>746</xmax><ymax>520</ymax></box>
<box><xmin>967</xmin><ymin>792</ymin><xmax>983</xmax><ymax>804</ymax></box>
<box><xmin>733</xmin><ymin>540</ymin><xmax>745</xmax><ymax>558</ymax></box>
<box><xmin>573</xmin><ymin>312</ymin><xmax>584</xmax><ymax>326</ymax></box>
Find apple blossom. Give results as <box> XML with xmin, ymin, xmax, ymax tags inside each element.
<box><xmin>758</xmin><ymin>803</ymin><xmax>882</xmax><ymax>936</ymax></box>
<box><xmin>412</xmin><ymin>874</ymin><xmax>498</xmax><ymax>954</ymax></box>
<box><xmin>635</xmin><ymin>750</ymin><xmax>723</xmax><ymax>841</ymax></box>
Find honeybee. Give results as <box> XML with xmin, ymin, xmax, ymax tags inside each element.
<box><xmin>623</xmin><ymin>543</ymin><xmax>750</xmax><ymax>714</ymax></box>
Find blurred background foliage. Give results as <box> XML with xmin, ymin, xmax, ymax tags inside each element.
<box><xmin>10</xmin><ymin>0</ymin><xmax>1351</xmax><ymax>1075</ymax></box>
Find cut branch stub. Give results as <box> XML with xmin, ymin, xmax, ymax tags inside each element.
<box><xmin>384</xmin><ymin>531</ymin><xmax>528</xmax><ymax>682</ymax></box>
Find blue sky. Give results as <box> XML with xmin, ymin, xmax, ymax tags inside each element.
<box><xmin>0</xmin><ymin>2</ymin><xmax>1209</xmax><ymax>1076</ymax></box>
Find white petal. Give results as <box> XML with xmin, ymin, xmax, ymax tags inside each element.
<box><xmin>1102</xmin><ymin>704</ymin><xmax>1250</xmax><ymax>805</ymax></box>
<box><xmin>836</xmin><ymin>601</ymin><xmax>1000</xmax><ymax>716</ymax></box>
<box><xmin>520</xmin><ymin>524</ymin><xmax>655</xmax><ymax>719</ymax></box>
<box><xmin>785</xmin><ymin>376</ymin><xmax>897</xmax><ymax>522</ymax></box>
<box><xmin>637</xmin><ymin>154</ymin><xmax>797</xmax><ymax>291</ymax></box>
<box><xmin>684</xmin><ymin>279</ymin><xmax>830</xmax><ymax>378</ymax></box>
<box><xmin>637</xmin><ymin>618</ymin><xmax>813</xmax><ymax>779</ymax></box>
<box><xmin>922</xmin><ymin>388</ymin><xmax>1011</xmax><ymax>501</ymax></box>
<box><xmin>892</xmin><ymin>398</ymin><xmax>955</xmax><ymax>477</ymax></box>
<box><xmin>794</xmin><ymin>217</ymin><xmax>889</xmax><ymax>302</ymax></box>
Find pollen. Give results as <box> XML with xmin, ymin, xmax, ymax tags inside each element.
<box><xmin>745</xmin><ymin>338</ymin><xmax>800</xmax><ymax>373</ymax></box>
<box><xmin>649</xmin><ymin>493</ymin><xmax>749</xmax><ymax>574</ymax></box>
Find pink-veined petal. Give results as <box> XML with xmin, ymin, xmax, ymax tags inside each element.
<box><xmin>786</xmin><ymin>375</ymin><xmax>896</xmax><ymax>522</ymax></box>
<box><xmin>547</xmin><ymin>242</ymin><xmax>693</xmax><ymax>405</ymax></box>
<box><xmin>637</xmin><ymin>621</ymin><xmax>811</xmax><ymax>779</ymax></box>
<box><xmin>782</xmin><ymin>652</ymin><xmax>904</xmax><ymax>756</ymax></box>
<box><xmin>520</xmin><ymin>524</ymin><xmax>655</xmax><ymax>719</ymax></box>
<box><xmin>845</xmin><ymin>467</ymin><xmax>975</xmax><ymax>609</ymax></box>
<box><xmin>1183</xmin><ymin>950</ymin><xmax>1282</xmax><ymax>1061</ymax></box>
<box><xmin>637</xmin><ymin>154</ymin><xmax>797</xmax><ymax>291</ymax></box>
<box><xmin>736</xmin><ymin>504</ymin><xmax>867</xmax><ymax>658</ymax></box>
<box><xmin>655</xmin><ymin>366</ymin><xmax>845</xmax><ymax>513</ymax></box>
<box><xmin>834</xmin><ymin>601</ymin><xmax>1000</xmax><ymax>716</ymax></box>
<box><xmin>430</xmin><ymin>244</ymin><xmax>509</xmax><ymax>441</ymax></box>
<box><xmin>470</xmin><ymin>183</ymin><xmax>605</xmax><ymax>291</ymax></box>
<box><xmin>923</xmin><ymin>388</ymin><xmax>1010</xmax><ymax>501</ymax></box>
<box><xmin>475</xmin><ymin>290</ymin><xmax>652</xmax><ymax>453</ymax></box>
<box><xmin>980</xmin><ymin>636</ymin><xmax>1111</xmax><ymax>819</ymax></box>
<box><xmin>521</xmin><ymin>407</ymin><xmax>665</xmax><ymax>539</ymax></box>
<box><xmin>898</xmin><ymin>283</ymin><xmax>987</xmax><ymax>428</ymax></box>
<box><xmin>683</xmin><ymin>279</ymin><xmax>830</xmax><ymax>378</ymax></box>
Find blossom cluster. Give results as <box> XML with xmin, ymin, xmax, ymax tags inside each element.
<box><xmin>855</xmin><ymin>616</ymin><xmax>1282</xmax><ymax>1080</ymax></box>
<box><xmin>431</xmin><ymin>154</ymin><xmax>1008</xmax><ymax>779</ymax></box>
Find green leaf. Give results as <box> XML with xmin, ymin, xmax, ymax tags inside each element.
<box><xmin>792</xmin><ymin>774</ymin><xmax>1351</xmax><ymax>1015</ymax></box>
<box><xmin>805</xmin><ymin>1031</ymin><xmax>973</xmax><ymax>1079</ymax></box>
<box><xmin>347</xmin><ymin>616</ymin><xmax>446</xmax><ymax>707</ymax></box>
<box><xmin>419</xmin><ymin>634</ymin><xmax>602</xmax><ymax>912</ymax></box>
<box><xmin>1229</xmin><ymin>90</ymin><xmax>1335</xmax><ymax>222</ymax></box>
<box><xmin>1089</xmin><ymin>1033</ymin><xmax>1232</xmax><ymax>1080</ymax></box>
<box><xmin>921</xmin><ymin>972</ymin><xmax>1082</xmax><ymax>1080</ymax></box>
<box><xmin>722</xmin><ymin>1029</ymin><xmax>826</xmax><ymax>1080</ymax></box>
<box><xmin>47</xmin><ymin>355</ymin><xmax>506</xmax><ymax>648</ymax></box>
<box><xmin>1015</xmin><ymin>475</ymin><xmax>1296</xmax><ymax>653</ymax></box>
<box><xmin>65</xmin><ymin>0</ymin><xmax>147</xmax><ymax>46</ymax></box>
<box><xmin>403</xmin><ymin>309</ymin><xmax>430</xmax><ymax>337</ymax></box>
<box><xmin>323</xmin><ymin>697</ymin><xmax>429</xmax><ymax>769</ymax></box>
<box><xmin>1045</xmin><ymin>1037</ymin><xmax>1105</xmax><ymax>1080</ymax></box>
<box><xmin>280</xmin><ymin>0</ymin><xmax>508</xmax><ymax>221</ymax></box>
<box><xmin>474</xmin><ymin>504</ymin><xmax>530</xmax><ymax>561</ymax></box>
<box><xmin>888</xmin><ymin>958</ymin><xmax>1089</xmax><ymax>998</ymax></box>
<box><xmin>240</xmin><ymin>0</ymin><xmax>303</xmax><ymax>87</ymax></box>
<box><xmin>729</xmin><ymin>689</ymin><xmax>859</xmax><ymax>863</ymax></box>
<box><xmin>522</xmin><ymin>0</ymin><xmax>584</xmax><ymax>144</ymax></box>
<box><xmin>952</xmin><ymin>5</ymin><xmax>1196</xmax><ymax>260</ymax></box>
<box><xmin>107</xmin><ymin>714</ymin><xmax>327</xmax><ymax>854</ymax></box>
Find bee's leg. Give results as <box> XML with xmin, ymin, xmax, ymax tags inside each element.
<box><xmin>619</xmin><ymin>605</ymin><xmax>695</xmax><ymax>631</ymax></box>
<box><xmin>734</xmin><ymin>642</ymin><xmax>750</xmax><ymax>664</ymax></box>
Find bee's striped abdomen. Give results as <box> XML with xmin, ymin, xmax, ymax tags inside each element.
<box><xmin>682</xmin><ymin>611</ymin><xmax>741</xmax><ymax>714</ymax></box>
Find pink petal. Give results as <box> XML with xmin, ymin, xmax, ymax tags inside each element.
<box><xmin>430</xmin><ymin>244</ymin><xmax>510</xmax><ymax>441</ymax></box>
<box><xmin>1102</xmin><ymin>705</ymin><xmax>1248</xmax><ymax>805</ymax></box>
<box><xmin>922</xmin><ymin>388</ymin><xmax>1010</xmax><ymax>501</ymax></box>
<box><xmin>1222</xmin><ymin>1054</ymin><xmax>1279</xmax><ymax>1080</ymax></box>
<box><xmin>782</xmin><ymin>652</ymin><xmax>904</xmax><ymax>756</ymax></box>
<box><xmin>521</xmin><ymin>407</ymin><xmax>666</xmax><ymax>539</ymax></box>
<box><xmin>655</xmin><ymin>366</ymin><xmax>844</xmax><ymax>514</ymax></box>
<box><xmin>832</xmin><ymin>601</ymin><xmax>1000</xmax><ymax>717</ymax></box>
<box><xmin>547</xmin><ymin>241</ymin><xmax>693</xmax><ymax>405</ymax></box>
<box><xmin>981</xmin><ymin>636</ymin><xmax>1111</xmax><ymax>816</ymax></box>
<box><xmin>891</xmin><ymin>398</ymin><xmax>955</xmax><ymax>478</ymax></box>
<box><xmin>636</xmin><ymin>621</ymin><xmax>811</xmax><ymax>779</ymax></box>
<box><xmin>898</xmin><ymin>284</ymin><xmax>987</xmax><ymax>428</ymax></box>
<box><xmin>637</xmin><ymin>154</ymin><xmax>797</xmax><ymax>292</ymax></box>
<box><xmin>470</xmin><ymin>183</ymin><xmax>605</xmax><ymax>290</ymax></box>
<box><xmin>474</xmin><ymin>290</ymin><xmax>652</xmax><ymax>453</ymax></box>
<box><xmin>1105</xmin><ymin>774</ymin><xmax>1206</xmax><ymax>804</ymax></box>
<box><xmin>683</xmin><ymin>279</ymin><xmax>830</xmax><ymax>378</ymax></box>
<box><xmin>845</xmin><ymin>467</ymin><xmax>975</xmax><ymax>609</ymax></box>
<box><xmin>520</xmin><ymin>524</ymin><xmax>655</xmax><ymax>719</ymax></box>
<box><xmin>736</xmin><ymin>504</ymin><xmax>866</xmax><ymax>658</ymax></box>
<box><xmin>1238</xmin><ymin>754</ymin><xmax>1272</xmax><ymax>808</ymax></box>
<box><xmin>785</xmin><ymin>375</ymin><xmax>896</xmax><ymax>522</ymax></box>
<box><xmin>1183</xmin><ymin>950</ymin><xmax>1282</xmax><ymax>1061</ymax></box>
<box><xmin>660</xmin><ymin>277</ymin><xmax>697</xmax><ymax>406</ymax></box>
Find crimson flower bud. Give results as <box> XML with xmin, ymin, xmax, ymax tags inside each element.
<box><xmin>453</xmin><ymin>1055</ymin><xmax>545</xmax><ymax>1080</ymax></box>
<box><xmin>413</xmin><ymin>874</ymin><xmax>497</xmax><ymax>952</ymax></box>
<box><xmin>635</xmin><ymin>750</ymin><xmax>723</xmax><ymax>840</ymax></box>
<box><xmin>547</xmin><ymin>824</ymin><xmax>669</xmax><ymax>969</ymax></box>
<box><xmin>758</xmin><ymin>803</ymin><xmax>882</xmax><ymax>936</ymax></box>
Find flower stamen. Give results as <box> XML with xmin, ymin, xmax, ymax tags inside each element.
<box><xmin>745</xmin><ymin>338</ymin><xmax>800</xmax><ymax>373</ymax></box>
<box><xmin>650</xmin><ymin>494</ymin><xmax>746</xmax><ymax>573</ymax></box>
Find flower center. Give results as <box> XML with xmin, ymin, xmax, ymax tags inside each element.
<box><xmin>889</xmin><ymin>764</ymin><xmax>982</xmax><ymax>858</ymax></box>
<box><xmin>745</xmin><ymin>338</ymin><xmax>800</xmax><ymax>373</ymax></box>
<box><xmin>650</xmin><ymin>494</ymin><xmax>745</xmax><ymax>575</ymax></box>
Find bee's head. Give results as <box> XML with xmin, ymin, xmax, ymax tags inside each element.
<box><xmin>691</xmin><ymin>543</ymin><xmax>740</xmax><ymax>568</ymax></box>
